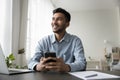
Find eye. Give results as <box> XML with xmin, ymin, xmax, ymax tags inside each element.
<box><xmin>57</xmin><ymin>17</ymin><xmax>63</xmax><ymax>21</ymax></box>
<box><xmin>52</xmin><ymin>17</ymin><xmax>55</xmax><ymax>21</ymax></box>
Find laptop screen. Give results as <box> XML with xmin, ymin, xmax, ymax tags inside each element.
<box><xmin>0</xmin><ymin>44</ymin><xmax>9</xmax><ymax>74</ymax></box>
<box><xmin>0</xmin><ymin>44</ymin><xmax>34</xmax><ymax>74</ymax></box>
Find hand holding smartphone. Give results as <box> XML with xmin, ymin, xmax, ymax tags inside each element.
<box><xmin>44</xmin><ymin>52</ymin><xmax>56</xmax><ymax>63</ymax></box>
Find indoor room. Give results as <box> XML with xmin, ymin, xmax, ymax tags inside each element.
<box><xmin>0</xmin><ymin>0</ymin><xmax>120</xmax><ymax>80</ymax></box>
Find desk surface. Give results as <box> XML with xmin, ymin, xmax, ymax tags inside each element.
<box><xmin>0</xmin><ymin>71</ymin><xmax>120</xmax><ymax>80</ymax></box>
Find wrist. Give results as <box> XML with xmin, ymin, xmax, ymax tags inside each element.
<box><xmin>36</xmin><ymin>64</ymin><xmax>41</xmax><ymax>71</ymax></box>
<box><xmin>33</xmin><ymin>65</ymin><xmax>37</xmax><ymax>71</ymax></box>
<box><xmin>65</xmin><ymin>64</ymin><xmax>71</xmax><ymax>72</ymax></box>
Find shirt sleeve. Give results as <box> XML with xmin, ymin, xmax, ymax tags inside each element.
<box><xmin>67</xmin><ymin>38</ymin><xmax>86</xmax><ymax>72</ymax></box>
<box><xmin>28</xmin><ymin>41</ymin><xmax>44</xmax><ymax>70</ymax></box>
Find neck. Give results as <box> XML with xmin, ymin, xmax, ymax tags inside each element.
<box><xmin>55</xmin><ymin>32</ymin><xmax>66</xmax><ymax>42</ymax></box>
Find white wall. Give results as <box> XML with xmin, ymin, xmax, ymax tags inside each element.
<box><xmin>67</xmin><ymin>9</ymin><xmax>119</xmax><ymax>60</ymax></box>
<box><xmin>118</xmin><ymin>7</ymin><xmax>120</xmax><ymax>43</ymax></box>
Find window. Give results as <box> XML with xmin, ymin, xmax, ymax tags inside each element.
<box><xmin>26</xmin><ymin>0</ymin><xmax>54</xmax><ymax>61</ymax></box>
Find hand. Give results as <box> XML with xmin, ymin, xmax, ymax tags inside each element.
<box><xmin>36</xmin><ymin>57</ymin><xmax>49</xmax><ymax>71</ymax></box>
<box><xmin>45</xmin><ymin>57</ymin><xmax>71</xmax><ymax>72</ymax></box>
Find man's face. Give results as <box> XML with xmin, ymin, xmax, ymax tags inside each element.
<box><xmin>51</xmin><ymin>13</ymin><xmax>69</xmax><ymax>33</ymax></box>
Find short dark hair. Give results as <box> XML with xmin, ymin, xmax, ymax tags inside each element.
<box><xmin>53</xmin><ymin>8</ymin><xmax>71</xmax><ymax>22</ymax></box>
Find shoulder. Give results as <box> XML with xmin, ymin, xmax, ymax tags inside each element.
<box><xmin>67</xmin><ymin>33</ymin><xmax>81</xmax><ymax>41</ymax></box>
<box><xmin>37</xmin><ymin>34</ymin><xmax>54</xmax><ymax>44</ymax></box>
<box><xmin>41</xmin><ymin>34</ymin><xmax>53</xmax><ymax>40</ymax></box>
<box><xmin>67</xmin><ymin>33</ymin><xmax>84</xmax><ymax>48</ymax></box>
<box><xmin>66</xmin><ymin>33</ymin><xmax>83</xmax><ymax>46</ymax></box>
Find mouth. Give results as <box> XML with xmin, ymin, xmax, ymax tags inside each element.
<box><xmin>52</xmin><ymin>25</ymin><xmax>58</xmax><ymax>29</ymax></box>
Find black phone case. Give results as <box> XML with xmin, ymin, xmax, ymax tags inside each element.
<box><xmin>44</xmin><ymin>52</ymin><xmax>56</xmax><ymax>63</ymax></box>
<box><xmin>44</xmin><ymin>52</ymin><xmax>56</xmax><ymax>58</ymax></box>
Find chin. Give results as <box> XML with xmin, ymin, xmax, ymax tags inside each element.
<box><xmin>53</xmin><ymin>31</ymin><xmax>57</xmax><ymax>33</ymax></box>
<box><xmin>53</xmin><ymin>29</ymin><xmax>62</xmax><ymax>33</ymax></box>
<box><xmin>53</xmin><ymin>31</ymin><xmax>60</xmax><ymax>33</ymax></box>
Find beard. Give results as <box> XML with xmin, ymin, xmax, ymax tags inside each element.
<box><xmin>52</xmin><ymin>24</ymin><xmax>66</xmax><ymax>34</ymax></box>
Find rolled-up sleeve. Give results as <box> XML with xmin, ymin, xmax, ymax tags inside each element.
<box><xmin>28</xmin><ymin>41</ymin><xmax>43</xmax><ymax>70</ymax></box>
<box><xmin>28</xmin><ymin>53</ymin><xmax>41</xmax><ymax>70</ymax></box>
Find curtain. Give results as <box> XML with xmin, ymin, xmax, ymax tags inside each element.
<box><xmin>26</xmin><ymin>0</ymin><xmax>54</xmax><ymax>61</ymax></box>
<box><xmin>0</xmin><ymin>0</ymin><xmax>27</xmax><ymax>66</ymax></box>
<box><xmin>0</xmin><ymin>0</ymin><xmax>12</xmax><ymax>56</ymax></box>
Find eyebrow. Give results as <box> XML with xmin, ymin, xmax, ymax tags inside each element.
<box><xmin>52</xmin><ymin>16</ymin><xmax>64</xmax><ymax>20</ymax></box>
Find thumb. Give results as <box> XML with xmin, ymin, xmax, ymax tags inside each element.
<box><xmin>40</xmin><ymin>57</ymin><xmax>44</xmax><ymax>62</ymax></box>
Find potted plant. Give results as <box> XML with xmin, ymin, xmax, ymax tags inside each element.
<box><xmin>5</xmin><ymin>53</ymin><xmax>15</xmax><ymax>68</ymax></box>
<box><xmin>5</xmin><ymin>53</ymin><xmax>27</xmax><ymax>69</ymax></box>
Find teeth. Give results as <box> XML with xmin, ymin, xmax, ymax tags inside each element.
<box><xmin>53</xmin><ymin>26</ymin><xmax>57</xmax><ymax>29</ymax></box>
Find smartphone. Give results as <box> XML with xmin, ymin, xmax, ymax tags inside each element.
<box><xmin>44</xmin><ymin>52</ymin><xmax>56</xmax><ymax>58</ymax></box>
<box><xmin>44</xmin><ymin>52</ymin><xmax>56</xmax><ymax>63</ymax></box>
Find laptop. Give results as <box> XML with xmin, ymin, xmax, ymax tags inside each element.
<box><xmin>0</xmin><ymin>44</ymin><xmax>34</xmax><ymax>75</ymax></box>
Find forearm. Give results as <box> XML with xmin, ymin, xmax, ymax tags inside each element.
<box><xmin>67</xmin><ymin>61</ymin><xmax>86</xmax><ymax>72</ymax></box>
<box><xmin>28</xmin><ymin>60</ymin><xmax>39</xmax><ymax>70</ymax></box>
<box><xmin>28</xmin><ymin>50</ymin><xmax>43</xmax><ymax>70</ymax></box>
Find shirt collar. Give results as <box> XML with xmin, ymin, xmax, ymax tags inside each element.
<box><xmin>51</xmin><ymin>32</ymin><xmax>70</xmax><ymax>43</ymax></box>
<box><xmin>52</xmin><ymin>34</ymin><xmax>56</xmax><ymax>43</ymax></box>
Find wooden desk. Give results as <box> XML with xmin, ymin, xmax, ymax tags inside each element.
<box><xmin>0</xmin><ymin>71</ymin><xmax>80</xmax><ymax>80</ymax></box>
<box><xmin>0</xmin><ymin>71</ymin><xmax>120</xmax><ymax>80</ymax></box>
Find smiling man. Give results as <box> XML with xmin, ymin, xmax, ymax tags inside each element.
<box><xmin>28</xmin><ymin>8</ymin><xmax>86</xmax><ymax>72</ymax></box>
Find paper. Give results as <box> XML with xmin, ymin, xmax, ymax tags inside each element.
<box><xmin>69</xmin><ymin>71</ymin><xmax>120</xmax><ymax>80</ymax></box>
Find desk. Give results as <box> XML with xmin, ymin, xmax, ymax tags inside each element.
<box><xmin>0</xmin><ymin>71</ymin><xmax>120</xmax><ymax>80</ymax></box>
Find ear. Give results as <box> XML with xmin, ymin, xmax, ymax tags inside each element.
<box><xmin>66</xmin><ymin>22</ymin><xmax>70</xmax><ymax>28</ymax></box>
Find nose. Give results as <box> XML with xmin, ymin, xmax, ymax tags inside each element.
<box><xmin>52</xmin><ymin>19</ymin><xmax>57</xmax><ymax>25</ymax></box>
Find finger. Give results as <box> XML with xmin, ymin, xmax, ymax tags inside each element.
<box><xmin>43</xmin><ymin>58</ymin><xmax>57</xmax><ymax>63</ymax></box>
<box><xmin>46</xmin><ymin>57</ymin><xmax>57</xmax><ymax>60</ymax></box>
<box><xmin>45</xmin><ymin>65</ymin><xmax>58</xmax><ymax>69</ymax></box>
<box><xmin>56</xmin><ymin>57</ymin><xmax>63</xmax><ymax>62</ymax></box>
<box><xmin>45</xmin><ymin>62</ymin><xmax>57</xmax><ymax>66</ymax></box>
<box><xmin>45</xmin><ymin>65</ymin><xmax>61</xmax><ymax>72</ymax></box>
<box><xmin>40</xmin><ymin>57</ymin><xmax>44</xmax><ymax>61</ymax></box>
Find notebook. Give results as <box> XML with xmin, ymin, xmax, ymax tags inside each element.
<box><xmin>0</xmin><ymin>44</ymin><xmax>34</xmax><ymax>75</ymax></box>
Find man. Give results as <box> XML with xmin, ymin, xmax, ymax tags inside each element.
<box><xmin>28</xmin><ymin>8</ymin><xmax>86</xmax><ymax>72</ymax></box>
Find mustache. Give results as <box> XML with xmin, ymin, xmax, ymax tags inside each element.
<box><xmin>52</xmin><ymin>24</ymin><xmax>59</xmax><ymax>27</ymax></box>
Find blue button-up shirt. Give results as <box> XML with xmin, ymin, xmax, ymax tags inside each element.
<box><xmin>28</xmin><ymin>32</ymin><xmax>86</xmax><ymax>72</ymax></box>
